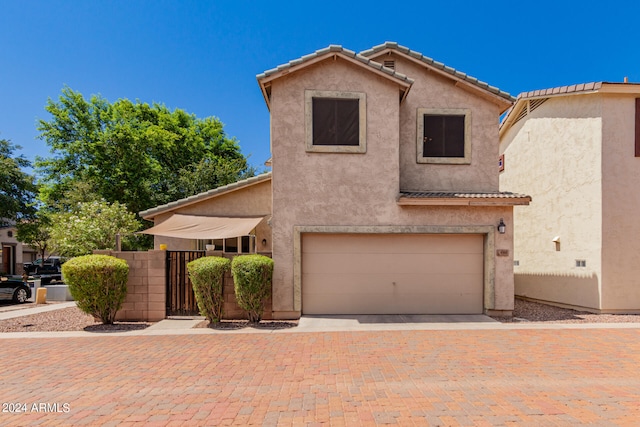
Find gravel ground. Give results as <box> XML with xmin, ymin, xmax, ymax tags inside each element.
<box><xmin>491</xmin><ymin>298</ymin><xmax>640</xmax><ymax>323</ymax></box>
<box><xmin>0</xmin><ymin>305</ymin><xmax>152</xmax><ymax>333</ymax></box>
<box><xmin>0</xmin><ymin>298</ymin><xmax>639</xmax><ymax>333</ymax></box>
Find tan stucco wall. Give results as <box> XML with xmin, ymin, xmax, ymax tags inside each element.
<box><xmin>152</xmin><ymin>179</ymin><xmax>272</xmax><ymax>252</ymax></box>
<box><xmin>0</xmin><ymin>227</ymin><xmax>26</xmax><ymax>274</ymax></box>
<box><xmin>600</xmin><ymin>94</ymin><xmax>640</xmax><ymax>311</ymax></box>
<box><xmin>269</xmin><ymin>57</ymin><xmax>513</xmax><ymax>317</ymax></box>
<box><xmin>500</xmin><ymin>94</ymin><xmax>604</xmax><ymax>310</ymax></box>
<box><xmin>372</xmin><ymin>52</ymin><xmax>503</xmax><ymax>192</ymax></box>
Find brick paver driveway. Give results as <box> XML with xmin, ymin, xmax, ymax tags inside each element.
<box><xmin>1</xmin><ymin>328</ymin><xmax>639</xmax><ymax>426</ymax></box>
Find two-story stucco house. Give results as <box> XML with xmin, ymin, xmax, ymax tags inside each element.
<box><xmin>500</xmin><ymin>81</ymin><xmax>640</xmax><ymax>313</ymax></box>
<box><xmin>257</xmin><ymin>42</ymin><xmax>530</xmax><ymax>318</ymax></box>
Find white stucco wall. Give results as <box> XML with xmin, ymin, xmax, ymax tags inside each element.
<box><xmin>500</xmin><ymin>95</ymin><xmax>604</xmax><ymax>310</ymax></box>
<box><xmin>600</xmin><ymin>94</ymin><xmax>640</xmax><ymax>311</ymax></box>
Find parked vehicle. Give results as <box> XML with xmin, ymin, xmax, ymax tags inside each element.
<box><xmin>0</xmin><ymin>277</ymin><xmax>32</xmax><ymax>303</ymax></box>
<box><xmin>24</xmin><ymin>257</ymin><xmax>65</xmax><ymax>275</ymax></box>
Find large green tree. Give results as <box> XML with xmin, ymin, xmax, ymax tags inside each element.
<box><xmin>48</xmin><ymin>201</ymin><xmax>140</xmax><ymax>257</ymax></box>
<box><xmin>36</xmin><ymin>87</ymin><xmax>254</xmax><ymax>215</ymax></box>
<box><xmin>0</xmin><ymin>139</ymin><xmax>37</xmax><ymax>225</ymax></box>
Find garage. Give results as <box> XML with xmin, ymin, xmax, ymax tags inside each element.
<box><xmin>301</xmin><ymin>233</ymin><xmax>484</xmax><ymax>315</ymax></box>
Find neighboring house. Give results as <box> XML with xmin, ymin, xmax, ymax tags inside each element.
<box><xmin>0</xmin><ymin>224</ymin><xmax>36</xmax><ymax>276</ymax></box>
<box><xmin>139</xmin><ymin>173</ymin><xmax>272</xmax><ymax>254</ymax></box>
<box><xmin>499</xmin><ymin>81</ymin><xmax>640</xmax><ymax>313</ymax></box>
<box><xmin>256</xmin><ymin>42</ymin><xmax>530</xmax><ymax>318</ymax></box>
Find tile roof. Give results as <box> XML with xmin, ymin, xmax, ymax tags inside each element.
<box><xmin>360</xmin><ymin>42</ymin><xmax>515</xmax><ymax>102</ymax></box>
<box><xmin>256</xmin><ymin>44</ymin><xmax>414</xmax><ymax>86</ymax></box>
<box><xmin>398</xmin><ymin>191</ymin><xmax>531</xmax><ymax>206</ymax></box>
<box><xmin>500</xmin><ymin>81</ymin><xmax>640</xmax><ymax>133</ymax></box>
<box><xmin>515</xmin><ymin>82</ymin><xmax>603</xmax><ymax>100</ymax></box>
<box><xmin>139</xmin><ymin>172</ymin><xmax>272</xmax><ymax>219</ymax></box>
<box><xmin>400</xmin><ymin>191</ymin><xmax>530</xmax><ymax>199</ymax></box>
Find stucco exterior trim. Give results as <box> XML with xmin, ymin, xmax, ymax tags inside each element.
<box><xmin>292</xmin><ymin>225</ymin><xmax>496</xmax><ymax>313</ymax></box>
<box><xmin>304</xmin><ymin>90</ymin><xmax>367</xmax><ymax>153</ymax></box>
<box><xmin>416</xmin><ymin>108</ymin><xmax>472</xmax><ymax>164</ymax></box>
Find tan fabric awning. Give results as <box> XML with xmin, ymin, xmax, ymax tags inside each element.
<box><xmin>140</xmin><ymin>214</ymin><xmax>264</xmax><ymax>240</ymax></box>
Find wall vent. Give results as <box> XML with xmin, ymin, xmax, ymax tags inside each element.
<box><xmin>511</xmin><ymin>98</ymin><xmax>549</xmax><ymax>126</ymax></box>
<box><xmin>383</xmin><ymin>60</ymin><xmax>395</xmax><ymax>70</ymax></box>
<box><xmin>529</xmin><ymin>98</ymin><xmax>548</xmax><ymax>112</ymax></box>
<box><xmin>514</xmin><ymin>260</ymin><xmax>520</xmax><ymax>266</ymax></box>
<box><xmin>512</xmin><ymin>104</ymin><xmax>529</xmax><ymax>125</ymax></box>
<box><xmin>575</xmin><ymin>259</ymin><xmax>586</xmax><ymax>267</ymax></box>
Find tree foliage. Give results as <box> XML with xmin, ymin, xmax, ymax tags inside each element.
<box><xmin>48</xmin><ymin>201</ymin><xmax>140</xmax><ymax>257</ymax></box>
<box><xmin>231</xmin><ymin>255</ymin><xmax>273</xmax><ymax>323</ymax></box>
<box><xmin>0</xmin><ymin>139</ymin><xmax>37</xmax><ymax>225</ymax></box>
<box><xmin>36</xmin><ymin>87</ymin><xmax>254</xmax><ymax>215</ymax></box>
<box><xmin>16</xmin><ymin>214</ymin><xmax>52</xmax><ymax>262</ymax></box>
<box><xmin>187</xmin><ymin>256</ymin><xmax>231</xmax><ymax>323</ymax></box>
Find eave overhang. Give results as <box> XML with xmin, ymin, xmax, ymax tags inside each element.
<box><xmin>361</xmin><ymin>42</ymin><xmax>515</xmax><ymax>114</ymax></box>
<box><xmin>139</xmin><ymin>172</ymin><xmax>272</xmax><ymax>220</ymax></box>
<box><xmin>397</xmin><ymin>191</ymin><xmax>532</xmax><ymax>206</ymax></box>
<box><xmin>256</xmin><ymin>45</ymin><xmax>414</xmax><ymax>111</ymax></box>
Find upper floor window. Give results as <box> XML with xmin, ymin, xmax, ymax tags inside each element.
<box><xmin>417</xmin><ymin>108</ymin><xmax>471</xmax><ymax>164</ymax></box>
<box><xmin>305</xmin><ymin>90</ymin><xmax>366</xmax><ymax>153</ymax></box>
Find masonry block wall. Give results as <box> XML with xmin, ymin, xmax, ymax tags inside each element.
<box><xmin>94</xmin><ymin>250</ymin><xmax>166</xmax><ymax>322</ymax></box>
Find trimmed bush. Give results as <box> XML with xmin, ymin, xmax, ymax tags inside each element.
<box><xmin>187</xmin><ymin>256</ymin><xmax>230</xmax><ymax>323</ymax></box>
<box><xmin>62</xmin><ymin>254</ymin><xmax>129</xmax><ymax>324</ymax></box>
<box><xmin>231</xmin><ymin>254</ymin><xmax>273</xmax><ymax>323</ymax></box>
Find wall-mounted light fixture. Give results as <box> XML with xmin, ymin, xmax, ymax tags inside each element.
<box><xmin>261</xmin><ymin>239</ymin><xmax>267</xmax><ymax>246</ymax></box>
<box><xmin>497</xmin><ymin>218</ymin><xmax>506</xmax><ymax>234</ymax></box>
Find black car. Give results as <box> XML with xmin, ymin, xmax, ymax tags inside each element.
<box><xmin>0</xmin><ymin>277</ymin><xmax>32</xmax><ymax>303</ymax></box>
<box><xmin>24</xmin><ymin>257</ymin><xmax>64</xmax><ymax>275</ymax></box>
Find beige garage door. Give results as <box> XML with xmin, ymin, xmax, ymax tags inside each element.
<box><xmin>302</xmin><ymin>233</ymin><xmax>484</xmax><ymax>315</ymax></box>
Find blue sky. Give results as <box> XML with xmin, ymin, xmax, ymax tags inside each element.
<box><xmin>2</xmin><ymin>0</ymin><xmax>639</xmax><ymax>173</ymax></box>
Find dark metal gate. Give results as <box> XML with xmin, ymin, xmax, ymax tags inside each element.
<box><xmin>166</xmin><ymin>250</ymin><xmax>205</xmax><ymax>316</ymax></box>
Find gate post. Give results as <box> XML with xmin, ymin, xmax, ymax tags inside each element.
<box><xmin>146</xmin><ymin>250</ymin><xmax>167</xmax><ymax>321</ymax></box>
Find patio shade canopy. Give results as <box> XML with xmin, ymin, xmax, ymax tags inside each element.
<box><xmin>140</xmin><ymin>214</ymin><xmax>264</xmax><ymax>240</ymax></box>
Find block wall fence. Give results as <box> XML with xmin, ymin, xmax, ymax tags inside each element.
<box><xmin>93</xmin><ymin>250</ymin><xmax>273</xmax><ymax>322</ymax></box>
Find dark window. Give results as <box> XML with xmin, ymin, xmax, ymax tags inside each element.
<box><xmin>422</xmin><ymin>115</ymin><xmax>465</xmax><ymax>158</ymax></box>
<box><xmin>241</xmin><ymin>236</ymin><xmax>250</xmax><ymax>253</ymax></box>
<box><xmin>312</xmin><ymin>98</ymin><xmax>359</xmax><ymax>146</ymax></box>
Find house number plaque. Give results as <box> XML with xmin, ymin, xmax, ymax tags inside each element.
<box><xmin>496</xmin><ymin>249</ymin><xmax>509</xmax><ymax>257</ymax></box>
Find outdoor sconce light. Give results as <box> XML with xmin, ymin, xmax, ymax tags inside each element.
<box><xmin>497</xmin><ymin>218</ymin><xmax>506</xmax><ymax>234</ymax></box>
<box><xmin>261</xmin><ymin>239</ymin><xmax>267</xmax><ymax>246</ymax></box>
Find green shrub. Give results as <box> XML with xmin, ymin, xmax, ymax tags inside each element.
<box><xmin>231</xmin><ymin>254</ymin><xmax>273</xmax><ymax>323</ymax></box>
<box><xmin>187</xmin><ymin>256</ymin><xmax>231</xmax><ymax>323</ymax></box>
<box><xmin>62</xmin><ymin>254</ymin><xmax>129</xmax><ymax>324</ymax></box>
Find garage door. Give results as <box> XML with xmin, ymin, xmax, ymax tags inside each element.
<box><xmin>301</xmin><ymin>233</ymin><xmax>484</xmax><ymax>315</ymax></box>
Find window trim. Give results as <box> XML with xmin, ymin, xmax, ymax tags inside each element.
<box><xmin>305</xmin><ymin>90</ymin><xmax>367</xmax><ymax>153</ymax></box>
<box><xmin>416</xmin><ymin>108</ymin><xmax>471</xmax><ymax>164</ymax></box>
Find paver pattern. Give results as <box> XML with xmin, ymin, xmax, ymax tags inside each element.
<box><xmin>1</xmin><ymin>328</ymin><xmax>640</xmax><ymax>426</ymax></box>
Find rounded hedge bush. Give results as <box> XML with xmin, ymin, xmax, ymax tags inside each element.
<box><xmin>231</xmin><ymin>254</ymin><xmax>273</xmax><ymax>323</ymax></box>
<box><xmin>62</xmin><ymin>254</ymin><xmax>129</xmax><ymax>324</ymax></box>
<box><xmin>187</xmin><ymin>256</ymin><xmax>231</xmax><ymax>323</ymax></box>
